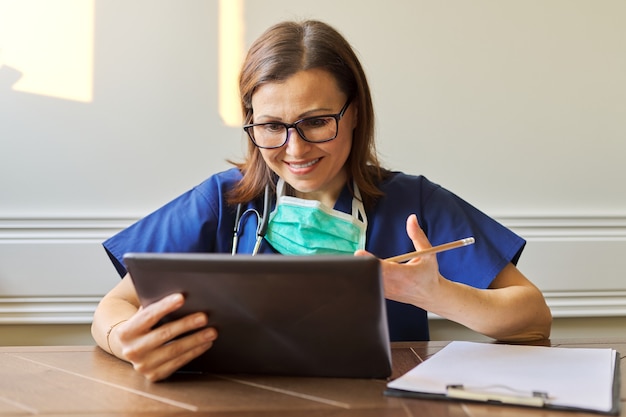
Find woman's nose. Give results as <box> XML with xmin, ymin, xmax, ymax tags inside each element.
<box><xmin>284</xmin><ymin>128</ymin><xmax>311</xmax><ymax>156</ymax></box>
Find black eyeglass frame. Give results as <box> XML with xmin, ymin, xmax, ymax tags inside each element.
<box><xmin>243</xmin><ymin>98</ymin><xmax>352</xmax><ymax>149</ymax></box>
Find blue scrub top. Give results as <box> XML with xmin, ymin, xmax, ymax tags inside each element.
<box><xmin>103</xmin><ymin>168</ymin><xmax>525</xmax><ymax>341</ymax></box>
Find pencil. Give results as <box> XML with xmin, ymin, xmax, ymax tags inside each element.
<box><xmin>384</xmin><ymin>237</ymin><xmax>475</xmax><ymax>263</ymax></box>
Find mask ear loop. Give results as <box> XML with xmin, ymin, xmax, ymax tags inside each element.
<box><xmin>276</xmin><ymin>178</ymin><xmax>286</xmax><ymax>199</ymax></box>
<box><xmin>351</xmin><ymin>181</ymin><xmax>368</xmax><ymax>225</ymax></box>
<box><xmin>268</xmin><ymin>177</ymin><xmax>286</xmax><ymax>222</ymax></box>
<box><xmin>351</xmin><ymin>181</ymin><xmax>368</xmax><ymax>250</ymax></box>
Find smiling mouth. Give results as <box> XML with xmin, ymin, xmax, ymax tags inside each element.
<box><xmin>287</xmin><ymin>158</ymin><xmax>320</xmax><ymax>169</ymax></box>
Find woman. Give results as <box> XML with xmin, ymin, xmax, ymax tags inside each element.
<box><xmin>92</xmin><ymin>20</ymin><xmax>551</xmax><ymax>382</ymax></box>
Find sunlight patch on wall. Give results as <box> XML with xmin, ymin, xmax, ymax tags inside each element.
<box><xmin>218</xmin><ymin>0</ymin><xmax>245</xmax><ymax>126</ymax></box>
<box><xmin>0</xmin><ymin>0</ymin><xmax>94</xmax><ymax>103</ymax></box>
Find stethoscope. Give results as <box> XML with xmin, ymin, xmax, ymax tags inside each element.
<box><xmin>231</xmin><ymin>183</ymin><xmax>271</xmax><ymax>255</ymax></box>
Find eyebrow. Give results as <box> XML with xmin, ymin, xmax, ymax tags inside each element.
<box><xmin>254</xmin><ymin>106</ymin><xmax>336</xmax><ymax>122</ymax></box>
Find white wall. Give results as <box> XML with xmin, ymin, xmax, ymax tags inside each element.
<box><xmin>1</xmin><ymin>0</ymin><xmax>625</xmax><ymax>344</ymax></box>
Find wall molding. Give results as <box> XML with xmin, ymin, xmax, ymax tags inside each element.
<box><xmin>499</xmin><ymin>215</ymin><xmax>626</xmax><ymax>239</ymax></box>
<box><xmin>543</xmin><ymin>291</ymin><xmax>626</xmax><ymax>318</ymax></box>
<box><xmin>1</xmin><ymin>215</ymin><xmax>626</xmax><ymax>324</ymax></box>
<box><xmin>2</xmin><ymin>291</ymin><xmax>626</xmax><ymax>325</ymax></box>
<box><xmin>3</xmin><ymin>213</ymin><xmax>626</xmax><ymax>240</ymax></box>
<box><xmin>0</xmin><ymin>216</ymin><xmax>134</xmax><ymax>242</ymax></box>
<box><xmin>0</xmin><ymin>297</ymin><xmax>100</xmax><ymax>324</ymax></box>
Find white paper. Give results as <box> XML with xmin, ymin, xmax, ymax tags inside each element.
<box><xmin>387</xmin><ymin>341</ymin><xmax>617</xmax><ymax>413</ymax></box>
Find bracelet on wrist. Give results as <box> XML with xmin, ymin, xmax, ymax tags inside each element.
<box><xmin>106</xmin><ymin>319</ymin><xmax>128</xmax><ymax>355</ymax></box>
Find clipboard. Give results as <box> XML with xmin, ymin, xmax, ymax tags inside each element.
<box><xmin>385</xmin><ymin>341</ymin><xmax>621</xmax><ymax>415</ymax></box>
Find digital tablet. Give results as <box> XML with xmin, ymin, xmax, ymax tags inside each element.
<box><xmin>124</xmin><ymin>253</ymin><xmax>391</xmax><ymax>378</ymax></box>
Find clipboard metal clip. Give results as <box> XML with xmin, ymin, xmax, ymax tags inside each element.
<box><xmin>446</xmin><ymin>384</ymin><xmax>550</xmax><ymax>408</ymax></box>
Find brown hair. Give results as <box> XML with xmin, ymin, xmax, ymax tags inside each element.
<box><xmin>228</xmin><ymin>20</ymin><xmax>387</xmax><ymax>207</ymax></box>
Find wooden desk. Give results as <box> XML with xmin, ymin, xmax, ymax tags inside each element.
<box><xmin>1</xmin><ymin>339</ymin><xmax>624</xmax><ymax>416</ymax></box>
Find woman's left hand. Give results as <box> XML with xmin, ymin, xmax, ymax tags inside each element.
<box><xmin>355</xmin><ymin>214</ymin><xmax>552</xmax><ymax>341</ymax></box>
<box><xmin>356</xmin><ymin>214</ymin><xmax>442</xmax><ymax>306</ymax></box>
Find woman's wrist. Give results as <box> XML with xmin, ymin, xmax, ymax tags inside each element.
<box><xmin>106</xmin><ymin>319</ymin><xmax>128</xmax><ymax>356</ymax></box>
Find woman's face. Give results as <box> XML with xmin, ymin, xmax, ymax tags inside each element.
<box><xmin>250</xmin><ymin>69</ymin><xmax>357</xmax><ymax>207</ymax></box>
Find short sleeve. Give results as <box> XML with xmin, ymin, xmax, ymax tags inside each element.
<box><xmin>367</xmin><ymin>172</ymin><xmax>525</xmax><ymax>289</ymax></box>
<box><xmin>103</xmin><ymin>168</ymin><xmax>242</xmax><ymax>277</ymax></box>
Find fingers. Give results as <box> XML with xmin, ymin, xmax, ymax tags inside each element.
<box><xmin>118</xmin><ymin>293</ymin><xmax>219</xmax><ymax>382</ymax></box>
<box><xmin>139</xmin><ymin>293</ymin><xmax>185</xmax><ymax>330</ymax></box>
<box><xmin>117</xmin><ymin>293</ymin><xmax>187</xmax><ymax>355</ymax></box>
<box><xmin>132</xmin><ymin>323</ymin><xmax>218</xmax><ymax>382</ymax></box>
<box><xmin>132</xmin><ymin>310</ymin><xmax>210</xmax><ymax>355</ymax></box>
<box><xmin>357</xmin><ymin>215</ymin><xmax>432</xmax><ymax>263</ymax></box>
<box><xmin>406</xmin><ymin>214</ymin><xmax>431</xmax><ymax>255</ymax></box>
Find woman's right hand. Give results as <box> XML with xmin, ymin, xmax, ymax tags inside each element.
<box><xmin>110</xmin><ymin>293</ymin><xmax>218</xmax><ymax>382</ymax></box>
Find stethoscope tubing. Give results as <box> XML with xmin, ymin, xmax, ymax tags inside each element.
<box><xmin>232</xmin><ymin>184</ymin><xmax>271</xmax><ymax>256</ymax></box>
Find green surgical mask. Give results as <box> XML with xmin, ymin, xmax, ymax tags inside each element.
<box><xmin>264</xmin><ymin>178</ymin><xmax>367</xmax><ymax>255</ymax></box>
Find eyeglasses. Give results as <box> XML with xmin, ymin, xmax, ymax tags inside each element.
<box><xmin>243</xmin><ymin>99</ymin><xmax>351</xmax><ymax>149</ymax></box>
